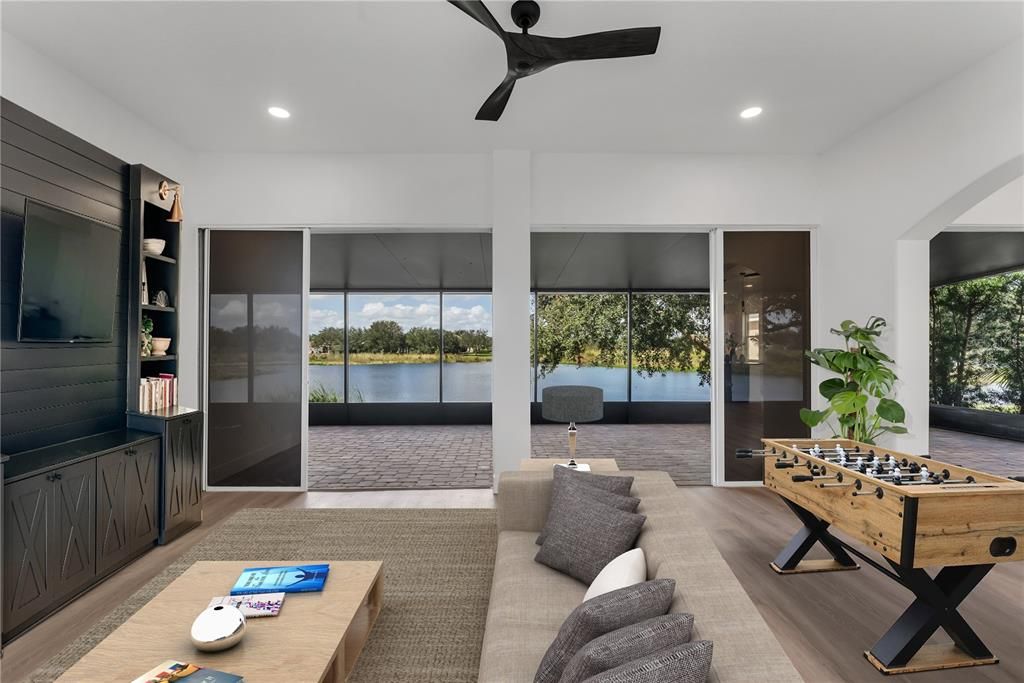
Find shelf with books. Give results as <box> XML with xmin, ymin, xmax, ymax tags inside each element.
<box><xmin>128</xmin><ymin>165</ymin><xmax>182</xmax><ymax>414</ymax></box>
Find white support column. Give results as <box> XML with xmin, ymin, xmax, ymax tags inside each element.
<box><xmin>491</xmin><ymin>150</ymin><xmax>532</xmax><ymax>489</ymax></box>
<box><xmin>894</xmin><ymin>239</ymin><xmax>931</xmax><ymax>455</ymax></box>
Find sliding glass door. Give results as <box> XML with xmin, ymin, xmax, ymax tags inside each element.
<box><xmin>717</xmin><ymin>230</ymin><xmax>812</xmax><ymax>482</ymax></box>
<box><xmin>205</xmin><ymin>230</ymin><xmax>308</xmax><ymax>488</ymax></box>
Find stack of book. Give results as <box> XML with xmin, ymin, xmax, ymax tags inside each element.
<box><xmin>140</xmin><ymin>374</ymin><xmax>178</xmax><ymax>412</ymax></box>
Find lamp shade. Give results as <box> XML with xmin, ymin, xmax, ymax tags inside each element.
<box><xmin>541</xmin><ymin>385</ymin><xmax>604</xmax><ymax>423</ymax></box>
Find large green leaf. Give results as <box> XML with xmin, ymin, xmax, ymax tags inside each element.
<box><xmin>799</xmin><ymin>408</ymin><xmax>829</xmax><ymax>428</ymax></box>
<box><xmin>884</xmin><ymin>425</ymin><xmax>909</xmax><ymax>434</ymax></box>
<box><xmin>830</xmin><ymin>391</ymin><xmax>868</xmax><ymax>414</ymax></box>
<box><xmin>818</xmin><ymin>378</ymin><xmax>846</xmax><ymax>399</ymax></box>
<box><xmin>877</xmin><ymin>398</ymin><xmax>906</xmax><ymax>423</ymax></box>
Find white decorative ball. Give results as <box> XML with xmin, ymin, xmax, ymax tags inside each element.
<box><xmin>190</xmin><ymin>604</ymin><xmax>246</xmax><ymax>652</ymax></box>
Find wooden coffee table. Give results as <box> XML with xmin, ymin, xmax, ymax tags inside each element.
<box><xmin>519</xmin><ymin>458</ymin><xmax>620</xmax><ymax>472</ymax></box>
<box><xmin>57</xmin><ymin>560</ymin><xmax>383</xmax><ymax>683</ymax></box>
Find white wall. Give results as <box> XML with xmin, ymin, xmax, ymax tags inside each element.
<box><xmin>816</xmin><ymin>38</ymin><xmax>1023</xmax><ymax>453</ymax></box>
<box><xmin>951</xmin><ymin>176</ymin><xmax>1024</xmax><ymax>227</ymax></box>
<box><xmin>532</xmin><ymin>153</ymin><xmax>821</xmax><ymax>227</ymax></box>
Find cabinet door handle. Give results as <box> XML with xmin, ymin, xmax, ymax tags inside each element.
<box><xmin>45</xmin><ymin>473</ymin><xmax>55</xmax><ymax>482</ymax></box>
<box><xmin>183</xmin><ymin>418</ymin><xmax>192</xmax><ymax>425</ymax></box>
<box><xmin>53</xmin><ymin>472</ymin><xmax>62</xmax><ymax>481</ymax></box>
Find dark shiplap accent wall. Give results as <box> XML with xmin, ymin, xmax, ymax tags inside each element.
<box><xmin>1</xmin><ymin>98</ymin><xmax>130</xmax><ymax>454</ymax></box>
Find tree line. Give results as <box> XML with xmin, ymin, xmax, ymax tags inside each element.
<box><xmin>310</xmin><ymin>320</ymin><xmax>492</xmax><ymax>355</ymax></box>
<box><xmin>930</xmin><ymin>271</ymin><xmax>1024</xmax><ymax>414</ymax></box>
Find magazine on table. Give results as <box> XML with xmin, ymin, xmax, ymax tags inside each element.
<box><xmin>207</xmin><ymin>592</ymin><xmax>285</xmax><ymax>617</ymax></box>
<box><xmin>229</xmin><ymin>563</ymin><xmax>330</xmax><ymax>595</ymax></box>
<box><xmin>131</xmin><ymin>660</ymin><xmax>243</xmax><ymax>683</ymax></box>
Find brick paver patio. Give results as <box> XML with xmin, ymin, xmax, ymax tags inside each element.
<box><xmin>308</xmin><ymin>424</ymin><xmax>1022</xmax><ymax>491</ymax></box>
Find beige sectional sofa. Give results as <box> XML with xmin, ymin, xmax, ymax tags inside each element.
<box><xmin>478</xmin><ymin>469</ymin><xmax>803</xmax><ymax>682</ymax></box>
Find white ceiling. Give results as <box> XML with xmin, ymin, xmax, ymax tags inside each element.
<box><xmin>3</xmin><ymin>1</ymin><xmax>1021</xmax><ymax>154</ymax></box>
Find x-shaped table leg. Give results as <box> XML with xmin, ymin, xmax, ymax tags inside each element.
<box><xmin>867</xmin><ymin>561</ymin><xmax>995</xmax><ymax>671</ymax></box>
<box><xmin>771</xmin><ymin>497</ymin><xmax>860</xmax><ymax>574</ymax></box>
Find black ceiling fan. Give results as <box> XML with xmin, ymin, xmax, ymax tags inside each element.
<box><xmin>449</xmin><ymin>0</ymin><xmax>661</xmax><ymax>121</ymax></box>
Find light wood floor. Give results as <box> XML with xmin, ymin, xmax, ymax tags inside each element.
<box><xmin>3</xmin><ymin>487</ymin><xmax>1022</xmax><ymax>683</ymax></box>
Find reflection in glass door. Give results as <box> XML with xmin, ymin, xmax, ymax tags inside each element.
<box><xmin>205</xmin><ymin>230</ymin><xmax>307</xmax><ymax>488</ymax></box>
<box><xmin>721</xmin><ymin>231</ymin><xmax>811</xmax><ymax>481</ymax></box>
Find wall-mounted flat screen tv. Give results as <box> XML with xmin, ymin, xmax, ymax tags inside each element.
<box><xmin>18</xmin><ymin>200</ymin><xmax>122</xmax><ymax>342</ymax></box>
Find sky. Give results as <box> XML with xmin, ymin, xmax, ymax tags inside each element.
<box><xmin>309</xmin><ymin>293</ymin><xmax>492</xmax><ymax>334</ymax></box>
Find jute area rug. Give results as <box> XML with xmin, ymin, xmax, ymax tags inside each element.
<box><xmin>29</xmin><ymin>508</ymin><xmax>497</xmax><ymax>683</ymax></box>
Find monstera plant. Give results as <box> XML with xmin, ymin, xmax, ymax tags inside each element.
<box><xmin>800</xmin><ymin>316</ymin><xmax>908</xmax><ymax>444</ymax></box>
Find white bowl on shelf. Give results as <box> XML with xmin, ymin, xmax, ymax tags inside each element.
<box><xmin>143</xmin><ymin>238</ymin><xmax>166</xmax><ymax>256</ymax></box>
<box><xmin>151</xmin><ymin>337</ymin><xmax>171</xmax><ymax>356</ymax></box>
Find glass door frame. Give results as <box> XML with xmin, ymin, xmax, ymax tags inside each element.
<box><xmin>710</xmin><ymin>226</ymin><xmax>818</xmax><ymax>487</ymax></box>
<box><xmin>201</xmin><ymin>227</ymin><xmax>310</xmax><ymax>492</ymax></box>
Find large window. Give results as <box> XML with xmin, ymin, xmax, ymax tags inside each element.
<box><xmin>531</xmin><ymin>292</ymin><xmax>710</xmax><ymax>403</ymax></box>
<box><xmin>308</xmin><ymin>292</ymin><xmax>493</xmax><ymax>403</ymax></box>
<box><xmin>535</xmin><ymin>293</ymin><xmax>628</xmax><ymax>401</ymax></box>
<box><xmin>442</xmin><ymin>294</ymin><xmax>493</xmax><ymax>402</ymax></box>
<box><xmin>930</xmin><ymin>271</ymin><xmax>1024</xmax><ymax>414</ymax></box>
<box><xmin>630</xmin><ymin>293</ymin><xmax>711</xmax><ymax>401</ymax></box>
<box><xmin>347</xmin><ymin>294</ymin><xmax>440</xmax><ymax>402</ymax></box>
<box><xmin>308</xmin><ymin>294</ymin><xmax>346</xmax><ymax>402</ymax></box>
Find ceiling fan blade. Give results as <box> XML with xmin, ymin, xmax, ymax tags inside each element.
<box><xmin>476</xmin><ymin>75</ymin><xmax>517</xmax><ymax>121</ymax></box>
<box><xmin>448</xmin><ymin>0</ymin><xmax>507</xmax><ymax>41</ymax></box>
<box><xmin>525</xmin><ymin>26</ymin><xmax>661</xmax><ymax>63</ymax></box>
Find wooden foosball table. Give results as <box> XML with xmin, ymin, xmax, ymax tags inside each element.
<box><xmin>740</xmin><ymin>438</ymin><xmax>1024</xmax><ymax>675</ymax></box>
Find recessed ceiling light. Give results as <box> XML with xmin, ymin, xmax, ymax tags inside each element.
<box><xmin>740</xmin><ymin>106</ymin><xmax>763</xmax><ymax>119</ymax></box>
<box><xmin>267</xmin><ymin>106</ymin><xmax>291</xmax><ymax>119</ymax></box>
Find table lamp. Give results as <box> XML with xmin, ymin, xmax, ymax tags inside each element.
<box><xmin>541</xmin><ymin>385</ymin><xmax>604</xmax><ymax>464</ymax></box>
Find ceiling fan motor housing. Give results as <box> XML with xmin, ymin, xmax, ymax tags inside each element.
<box><xmin>511</xmin><ymin>0</ymin><xmax>540</xmax><ymax>30</ymax></box>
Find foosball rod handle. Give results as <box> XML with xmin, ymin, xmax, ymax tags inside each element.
<box><xmin>791</xmin><ymin>474</ymin><xmax>815</xmax><ymax>483</ymax></box>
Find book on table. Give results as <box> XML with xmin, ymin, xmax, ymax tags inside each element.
<box><xmin>229</xmin><ymin>563</ymin><xmax>330</xmax><ymax>595</ymax></box>
<box><xmin>207</xmin><ymin>592</ymin><xmax>285</xmax><ymax>617</ymax></box>
<box><xmin>132</xmin><ymin>660</ymin><xmax>243</xmax><ymax>682</ymax></box>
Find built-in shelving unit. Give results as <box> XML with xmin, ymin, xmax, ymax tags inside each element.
<box><xmin>127</xmin><ymin>165</ymin><xmax>182</xmax><ymax>413</ymax></box>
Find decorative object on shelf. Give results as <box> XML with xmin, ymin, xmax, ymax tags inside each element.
<box><xmin>158</xmin><ymin>179</ymin><xmax>184</xmax><ymax>223</ymax></box>
<box><xmin>541</xmin><ymin>385</ymin><xmax>604</xmax><ymax>460</ymax></box>
<box><xmin>799</xmin><ymin>316</ymin><xmax>908</xmax><ymax>444</ymax></box>
<box><xmin>151</xmin><ymin>337</ymin><xmax>171</xmax><ymax>356</ymax></box>
<box><xmin>142</xmin><ymin>238</ymin><xmax>166</xmax><ymax>256</ymax></box>
<box><xmin>141</xmin><ymin>316</ymin><xmax>154</xmax><ymax>357</ymax></box>
<box><xmin>189</xmin><ymin>604</ymin><xmax>246</xmax><ymax>652</ymax></box>
<box><xmin>153</xmin><ymin>290</ymin><xmax>170</xmax><ymax>307</ymax></box>
<box><xmin>141</xmin><ymin>262</ymin><xmax>149</xmax><ymax>305</ymax></box>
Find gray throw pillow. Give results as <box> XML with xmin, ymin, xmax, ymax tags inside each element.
<box><xmin>581</xmin><ymin>640</ymin><xmax>714</xmax><ymax>683</ymax></box>
<box><xmin>535</xmin><ymin>485</ymin><xmax>646</xmax><ymax>584</ymax></box>
<box><xmin>533</xmin><ymin>579</ymin><xmax>675</xmax><ymax>683</ymax></box>
<box><xmin>537</xmin><ymin>467</ymin><xmax>641</xmax><ymax>545</ymax></box>
<box><xmin>559</xmin><ymin>614</ymin><xmax>695</xmax><ymax>683</ymax></box>
<box><xmin>555</xmin><ymin>466</ymin><xmax>635</xmax><ymax>496</ymax></box>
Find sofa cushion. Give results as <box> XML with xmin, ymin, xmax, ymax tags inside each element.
<box><xmin>581</xmin><ymin>640</ymin><xmax>713</xmax><ymax>683</ymax></box>
<box><xmin>559</xmin><ymin>613</ymin><xmax>694</xmax><ymax>683</ymax></box>
<box><xmin>584</xmin><ymin>548</ymin><xmax>647</xmax><ymax>601</ymax></box>
<box><xmin>535</xmin><ymin>487</ymin><xmax>647</xmax><ymax>584</ymax></box>
<box><xmin>537</xmin><ymin>468</ymin><xmax>641</xmax><ymax>545</ymax></box>
<box><xmin>533</xmin><ymin>579</ymin><xmax>675</xmax><ymax>683</ymax></box>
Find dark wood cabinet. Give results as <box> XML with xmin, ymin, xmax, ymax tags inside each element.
<box><xmin>95</xmin><ymin>439</ymin><xmax>160</xmax><ymax>575</ymax></box>
<box><xmin>2</xmin><ymin>433</ymin><xmax>161</xmax><ymax>641</ymax></box>
<box><xmin>127</xmin><ymin>440</ymin><xmax>160</xmax><ymax>553</ymax></box>
<box><xmin>128</xmin><ymin>409</ymin><xmax>204</xmax><ymax>545</ymax></box>
<box><xmin>163</xmin><ymin>413</ymin><xmax>203</xmax><ymax>544</ymax></box>
<box><xmin>3</xmin><ymin>471</ymin><xmax>54</xmax><ymax>633</ymax></box>
<box><xmin>50</xmin><ymin>459</ymin><xmax>96</xmax><ymax>601</ymax></box>
<box><xmin>96</xmin><ymin>450</ymin><xmax>129</xmax><ymax>574</ymax></box>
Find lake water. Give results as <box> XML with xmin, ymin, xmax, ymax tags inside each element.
<box><xmin>309</xmin><ymin>362</ymin><xmax>713</xmax><ymax>403</ymax></box>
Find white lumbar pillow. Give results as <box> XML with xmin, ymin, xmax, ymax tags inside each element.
<box><xmin>584</xmin><ymin>548</ymin><xmax>647</xmax><ymax>601</ymax></box>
